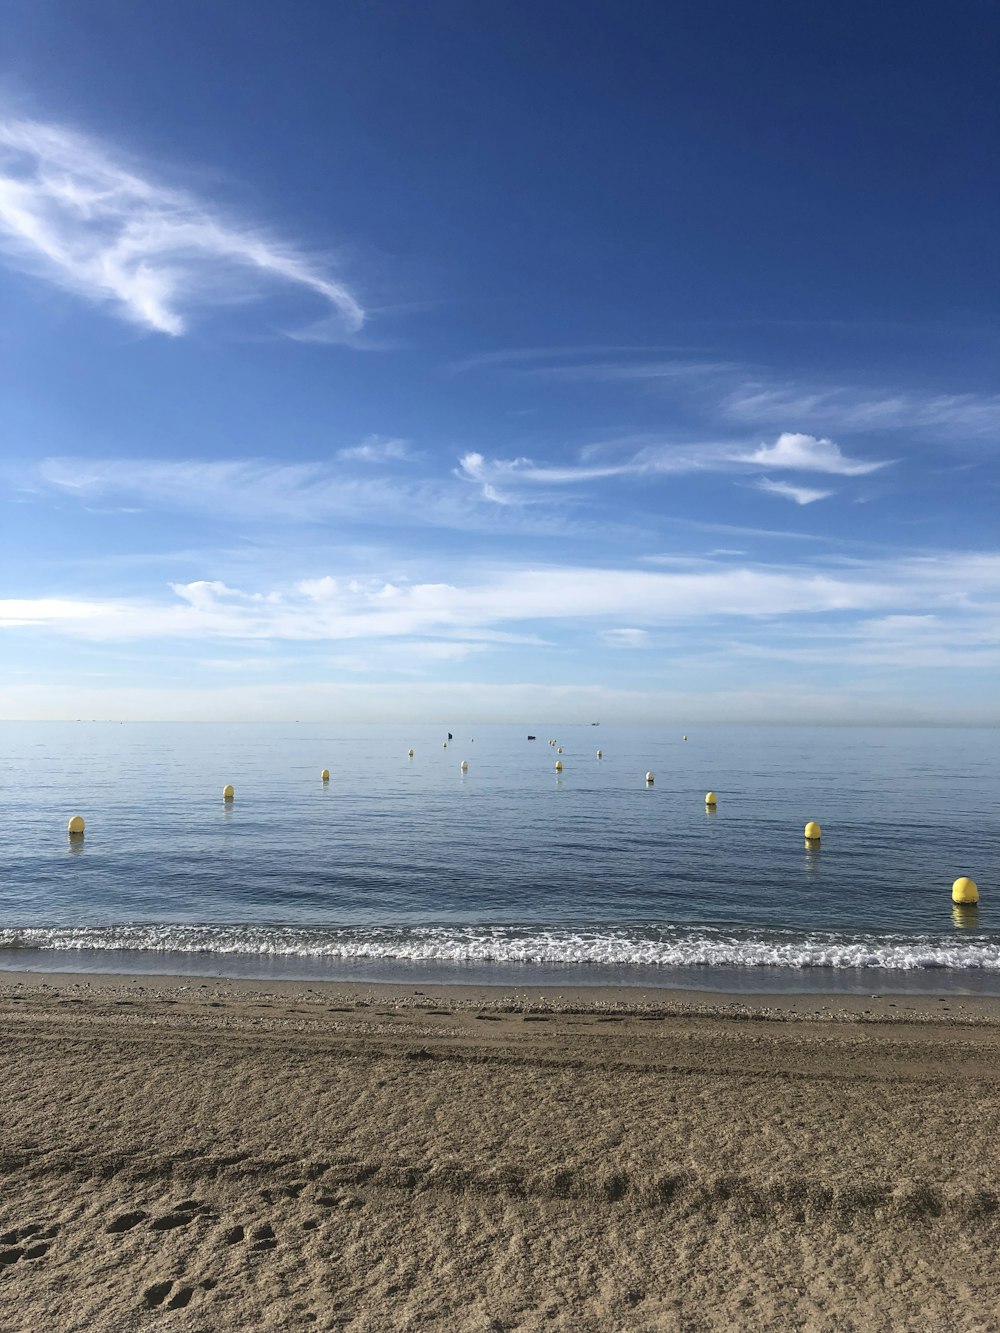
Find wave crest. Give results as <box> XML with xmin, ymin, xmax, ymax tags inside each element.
<box><xmin>1</xmin><ymin>923</ymin><xmax>998</xmax><ymax>971</ymax></box>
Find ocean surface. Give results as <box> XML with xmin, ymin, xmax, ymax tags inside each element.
<box><xmin>1</xmin><ymin>722</ymin><xmax>997</xmax><ymax>995</ymax></box>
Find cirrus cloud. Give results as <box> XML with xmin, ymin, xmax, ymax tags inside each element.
<box><xmin>753</xmin><ymin>478</ymin><xmax>834</xmax><ymax>505</ymax></box>
<box><xmin>0</xmin><ymin>115</ymin><xmax>364</xmax><ymax>338</ymax></box>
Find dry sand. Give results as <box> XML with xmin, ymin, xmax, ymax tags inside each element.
<box><xmin>1</xmin><ymin>972</ymin><xmax>999</xmax><ymax>1332</ymax></box>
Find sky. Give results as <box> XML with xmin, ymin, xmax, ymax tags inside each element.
<box><xmin>0</xmin><ymin>0</ymin><xmax>997</xmax><ymax>723</ymax></box>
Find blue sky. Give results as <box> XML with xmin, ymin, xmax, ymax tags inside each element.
<box><xmin>1</xmin><ymin>0</ymin><xmax>997</xmax><ymax>722</ymax></box>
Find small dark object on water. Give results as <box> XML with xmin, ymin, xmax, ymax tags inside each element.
<box><xmin>527</xmin><ymin>735</ymin><xmax>536</xmax><ymax>740</ymax></box>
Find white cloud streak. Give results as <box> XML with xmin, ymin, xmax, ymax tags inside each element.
<box><xmin>336</xmin><ymin>436</ymin><xmax>414</xmax><ymax>463</ymax></box>
<box><xmin>601</xmin><ymin>627</ymin><xmax>650</xmax><ymax>648</ymax></box>
<box><xmin>0</xmin><ymin>116</ymin><xmax>364</xmax><ymax>337</ymax></box>
<box><xmin>753</xmin><ymin>478</ymin><xmax>833</xmax><ymax>505</ymax></box>
<box><xmin>457</xmin><ymin>431</ymin><xmax>887</xmax><ymax>503</ymax></box>
<box><xmin>17</xmin><ymin>453</ymin><xmax>649</xmax><ymax>545</ymax></box>
<box><xmin>723</xmin><ymin>382</ymin><xmax>1000</xmax><ymax>438</ymax></box>
<box><xmin>28</xmin><ymin>455</ymin><xmax>470</xmax><ymax>528</ymax></box>
<box><xmin>458</xmin><ymin>348</ymin><xmax>1000</xmax><ymax>440</ymax></box>
<box><xmin>2</xmin><ymin>553</ymin><xmax>997</xmax><ymax>648</ymax></box>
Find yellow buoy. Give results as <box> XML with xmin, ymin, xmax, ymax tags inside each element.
<box><xmin>407</xmin><ymin>748</ymin><xmax>414</xmax><ymax>757</ymax></box>
<box><xmin>223</xmin><ymin>784</ymin><xmax>235</xmax><ymax>801</ymax></box>
<box><xmin>67</xmin><ymin>814</ymin><xmax>85</xmax><ymax>836</ymax></box>
<box><xmin>442</xmin><ymin>742</ymin><xmax>448</xmax><ymax>748</ymax></box>
<box><xmin>321</xmin><ymin>769</ymin><xmax>330</xmax><ymax>781</ymax></box>
<box><xmin>555</xmin><ymin>760</ymin><xmax>563</xmax><ymax>771</ymax></box>
<box><xmin>952</xmin><ymin>876</ymin><xmax>979</xmax><ymax>905</ymax></box>
<box><xmin>460</xmin><ymin>760</ymin><xmax>469</xmax><ymax>771</ymax></box>
<box><xmin>683</xmin><ymin>735</ymin><xmax>688</xmax><ymax>741</ymax></box>
<box><xmin>705</xmin><ymin>791</ymin><xmax>717</xmax><ymax>806</ymax></box>
<box><xmin>596</xmin><ymin>749</ymin><xmax>603</xmax><ymax>758</ymax></box>
<box><xmin>804</xmin><ymin>821</ymin><xmax>821</xmax><ymax>841</ymax></box>
<box><xmin>556</xmin><ymin>747</ymin><xmax>564</xmax><ymax>754</ymax></box>
<box><xmin>645</xmin><ymin>771</ymin><xmax>655</xmax><ymax>784</ymax></box>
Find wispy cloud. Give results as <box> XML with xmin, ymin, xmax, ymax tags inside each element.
<box><xmin>336</xmin><ymin>436</ymin><xmax>414</xmax><ymax>463</ymax></box>
<box><xmin>601</xmin><ymin>627</ymin><xmax>650</xmax><ymax>648</ymax></box>
<box><xmin>753</xmin><ymin>478</ymin><xmax>834</xmax><ymax>506</ymax></box>
<box><xmin>27</xmin><ymin>455</ymin><xmax>474</xmax><ymax>528</ymax></box>
<box><xmin>722</xmin><ymin>381</ymin><xmax>1000</xmax><ymax>438</ymax></box>
<box><xmin>457</xmin><ymin>431</ymin><xmax>887</xmax><ymax>504</ymax></box>
<box><xmin>455</xmin><ymin>347</ymin><xmax>1000</xmax><ymax>441</ymax></box>
<box><xmin>456</xmin><ymin>450</ymin><xmax>633</xmax><ymax>501</ymax></box>
<box><xmin>3</xmin><ymin>552</ymin><xmax>998</xmax><ymax>649</ymax></box>
<box><xmin>0</xmin><ymin>116</ymin><xmax>364</xmax><ymax>338</ymax></box>
<box><xmin>445</xmin><ymin>345</ymin><xmax>684</xmax><ymax>375</ymax></box>
<box><xmin>20</xmin><ymin>452</ymin><xmax>637</xmax><ymax>543</ymax></box>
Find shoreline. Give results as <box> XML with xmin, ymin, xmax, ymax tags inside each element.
<box><xmin>5</xmin><ymin>947</ymin><xmax>1000</xmax><ymax>999</ymax></box>
<box><xmin>5</xmin><ymin>966</ymin><xmax>1000</xmax><ymax>1024</ymax></box>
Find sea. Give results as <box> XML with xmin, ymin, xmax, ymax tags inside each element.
<box><xmin>1</xmin><ymin>722</ymin><xmax>997</xmax><ymax>996</ymax></box>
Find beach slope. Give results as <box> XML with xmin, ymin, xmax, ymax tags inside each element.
<box><xmin>1</xmin><ymin>974</ymin><xmax>999</xmax><ymax>1331</ymax></box>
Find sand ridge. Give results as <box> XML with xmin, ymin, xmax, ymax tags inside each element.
<box><xmin>1</xmin><ymin>974</ymin><xmax>999</xmax><ymax>1331</ymax></box>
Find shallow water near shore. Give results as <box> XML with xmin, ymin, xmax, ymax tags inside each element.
<box><xmin>1</xmin><ymin>721</ymin><xmax>997</xmax><ymax>993</ymax></box>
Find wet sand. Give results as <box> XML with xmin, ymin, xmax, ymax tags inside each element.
<box><xmin>1</xmin><ymin>971</ymin><xmax>999</xmax><ymax>1331</ymax></box>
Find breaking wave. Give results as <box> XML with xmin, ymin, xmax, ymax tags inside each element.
<box><xmin>1</xmin><ymin>923</ymin><xmax>998</xmax><ymax>971</ymax></box>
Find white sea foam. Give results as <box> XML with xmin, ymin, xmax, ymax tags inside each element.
<box><xmin>1</xmin><ymin>924</ymin><xmax>998</xmax><ymax>971</ymax></box>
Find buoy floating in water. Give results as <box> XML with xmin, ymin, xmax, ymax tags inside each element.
<box><xmin>804</xmin><ymin>821</ymin><xmax>821</xmax><ymax>842</ymax></box>
<box><xmin>556</xmin><ymin>747</ymin><xmax>564</xmax><ymax>754</ymax></box>
<box><xmin>321</xmin><ymin>769</ymin><xmax>330</xmax><ymax>781</ymax></box>
<box><xmin>407</xmin><ymin>748</ymin><xmax>414</xmax><ymax>757</ymax></box>
<box><xmin>705</xmin><ymin>791</ymin><xmax>717</xmax><ymax>807</ymax></box>
<box><xmin>952</xmin><ymin>876</ymin><xmax>980</xmax><ymax>905</ymax></box>
<box><xmin>596</xmin><ymin>749</ymin><xmax>603</xmax><ymax>758</ymax></box>
<box><xmin>460</xmin><ymin>760</ymin><xmax>469</xmax><ymax>771</ymax></box>
<box><xmin>645</xmin><ymin>772</ymin><xmax>655</xmax><ymax>784</ymax></box>
<box><xmin>222</xmin><ymin>784</ymin><xmax>235</xmax><ymax>801</ymax></box>
<box><xmin>67</xmin><ymin>815</ymin><xmax>85</xmax><ymax>837</ymax></box>
<box><xmin>683</xmin><ymin>735</ymin><xmax>688</xmax><ymax>741</ymax></box>
<box><xmin>555</xmin><ymin>760</ymin><xmax>564</xmax><ymax>772</ymax></box>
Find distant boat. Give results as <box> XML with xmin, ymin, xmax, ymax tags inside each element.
<box><xmin>527</xmin><ymin>735</ymin><xmax>536</xmax><ymax>740</ymax></box>
<box><xmin>447</xmin><ymin>732</ymin><xmax>453</xmax><ymax>739</ymax></box>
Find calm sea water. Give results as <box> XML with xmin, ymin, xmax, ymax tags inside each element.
<box><xmin>1</xmin><ymin>722</ymin><xmax>997</xmax><ymax>994</ymax></box>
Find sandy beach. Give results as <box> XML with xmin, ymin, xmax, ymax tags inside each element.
<box><xmin>1</xmin><ymin>973</ymin><xmax>999</xmax><ymax>1331</ymax></box>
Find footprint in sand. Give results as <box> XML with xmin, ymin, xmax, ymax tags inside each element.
<box><xmin>216</xmin><ymin>1220</ymin><xmax>277</xmax><ymax>1252</ymax></box>
<box><xmin>149</xmin><ymin>1200</ymin><xmax>209</xmax><ymax>1232</ymax></box>
<box><xmin>106</xmin><ymin>1210</ymin><xmax>148</xmax><ymax>1234</ymax></box>
<box><xmin>249</xmin><ymin>1222</ymin><xmax>277</xmax><ymax>1252</ymax></box>
<box><xmin>0</xmin><ymin>1224</ymin><xmax>57</xmax><ymax>1246</ymax></box>
<box><xmin>0</xmin><ymin>1242</ymin><xmax>51</xmax><ymax>1265</ymax></box>
<box><xmin>143</xmin><ymin>1277</ymin><xmax>218</xmax><ymax>1310</ymax></box>
<box><xmin>0</xmin><ymin>1223</ymin><xmax>58</xmax><ymax>1264</ymax></box>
